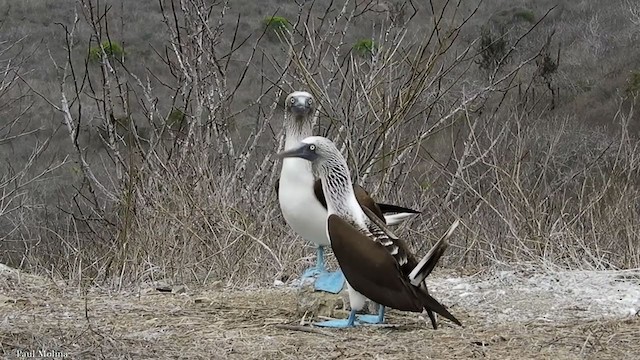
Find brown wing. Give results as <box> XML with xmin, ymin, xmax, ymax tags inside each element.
<box><xmin>365</xmin><ymin>216</ymin><xmax>450</xmax><ymax>328</ymax></box>
<box><xmin>353</xmin><ymin>184</ymin><xmax>385</xmax><ymax>221</ymax></box>
<box><xmin>359</xmin><ymin>206</ymin><xmax>419</xmax><ymax>273</ymax></box>
<box><xmin>312</xmin><ymin>180</ymin><xmax>328</xmax><ymax>208</ymax></box>
<box><xmin>328</xmin><ymin>214</ymin><xmax>461</xmax><ymax>326</ymax></box>
<box><xmin>313</xmin><ymin>181</ymin><xmax>385</xmax><ymax>221</ymax></box>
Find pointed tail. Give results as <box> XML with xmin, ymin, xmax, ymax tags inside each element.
<box><xmin>417</xmin><ymin>289</ymin><xmax>462</xmax><ymax>327</ymax></box>
<box><xmin>409</xmin><ymin>219</ymin><xmax>460</xmax><ymax>286</ymax></box>
<box><xmin>409</xmin><ymin>219</ymin><xmax>461</xmax><ymax>328</ymax></box>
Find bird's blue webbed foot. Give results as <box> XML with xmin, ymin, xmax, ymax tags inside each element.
<box><xmin>314</xmin><ymin>269</ymin><xmax>345</xmax><ymax>293</ymax></box>
<box><xmin>300</xmin><ymin>246</ymin><xmax>345</xmax><ymax>294</ymax></box>
<box><xmin>313</xmin><ymin>306</ymin><xmax>385</xmax><ymax>328</ymax></box>
<box><xmin>314</xmin><ymin>309</ymin><xmax>357</xmax><ymax>328</ymax></box>
<box><xmin>356</xmin><ymin>305</ymin><xmax>385</xmax><ymax>324</ymax></box>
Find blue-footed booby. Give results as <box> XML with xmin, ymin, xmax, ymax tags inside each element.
<box><xmin>278</xmin><ymin>136</ymin><xmax>461</xmax><ymax>328</ymax></box>
<box><xmin>278</xmin><ymin>91</ymin><xmax>420</xmax><ymax>294</ymax></box>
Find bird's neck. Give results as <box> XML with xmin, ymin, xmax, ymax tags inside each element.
<box><xmin>322</xmin><ymin>161</ymin><xmax>366</xmax><ymax>226</ymax></box>
<box><xmin>284</xmin><ymin>115</ymin><xmax>312</xmax><ymax>150</ymax></box>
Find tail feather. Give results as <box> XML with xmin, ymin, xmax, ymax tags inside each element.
<box><xmin>409</xmin><ymin>238</ymin><xmax>449</xmax><ymax>286</ymax></box>
<box><xmin>410</xmin><ymin>220</ymin><xmax>462</xmax><ymax>327</ymax></box>
<box><xmin>416</xmin><ymin>288</ymin><xmax>462</xmax><ymax>327</ymax></box>
<box><xmin>409</xmin><ymin>219</ymin><xmax>460</xmax><ymax>286</ymax></box>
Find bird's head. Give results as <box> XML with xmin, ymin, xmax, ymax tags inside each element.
<box><xmin>277</xmin><ymin>136</ymin><xmax>345</xmax><ymax>178</ymax></box>
<box><xmin>284</xmin><ymin>91</ymin><xmax>314</xmax><ymax>118</ymax></box>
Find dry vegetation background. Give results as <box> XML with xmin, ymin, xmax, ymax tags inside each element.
<box><xmin>0</xmin><ymin>0</ymin><xmax>639</xmax><ymax>288</ymax></box>
<box><xmin>1</xmin><ymin>0</ymin><xmax>640</xmax><ymax>359</ymax></box>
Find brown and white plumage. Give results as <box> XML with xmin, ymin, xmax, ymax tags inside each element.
<box><xmin>278</xmin><ymin>136</ymin><xmax>461</xmax><ymax>327</ymax></box>
<box><xmin>277</xmin><ymin>91</ymin><xmax>420</xmax><ymax>294</ymax></box>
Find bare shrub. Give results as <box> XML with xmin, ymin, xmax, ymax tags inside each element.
<box><xmin>14</xmin><ymin>0</ymin><xmax>299</xmax><ymax>287</ymax></box>
<box><xmin>411</xmin><ymin>100</ymin><xmax>640</xmax><ymax>270</ymax></box>
<box><xmin>629</xmin><ymin>0</ymin><xmax>640</xmax><ymax>34</ymax></box>
<box><xmin>0</xmin><ymin>31</ymin><xmax>66</xmax><ymax>268</ymax></box>
<box><xmin>8</xmin><ymin>0</ymin><xmax>640</xmax><ymax>289</ymax></box>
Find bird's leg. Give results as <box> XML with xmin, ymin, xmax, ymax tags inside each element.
<box><xmin>301</xmin><ymin>246</ymin><xmax>325</xmax><ymax>279</ymax></box>
<box><xmin>426</xmin><ymin>310</ymin><xmax>438</xmax><ymax>329</ymax></box>
<box><xmin>377</xmin><ymin>305</ymin><xmax>385</xmax><ymax>323</ymax></box>
<box><xmin>315</xmin><ymin>245</ymin><xmax>326</xmax><ymax>272</ymax></box>
<box><xmin>356</xmin><ymin>303</ymin><xmax>386</xmax><ymax>324</ymax></box>
<box><xmin>301</xmin><ymin>245</ymin><xmax>345</xmax><ymax>294</ymax></box>
<box><xmin>347</xmin><ymin>308</ymin><xmax>357</xmax><ymax>326</ymax></box>
<box><xmin>313</xmin><ymin>245</ymin><xmax>344</xmax><ymax>293</ymax></box>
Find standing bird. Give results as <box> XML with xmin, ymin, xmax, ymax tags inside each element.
<box><xmin>278</xmin><ymin>136</ymin><xmax>461</xmax><ymax>328</ymax></box>
<box><xmin>277</xmin><ymin>91</ymin><xmax>420</xmax><ymax>294</ymax></box>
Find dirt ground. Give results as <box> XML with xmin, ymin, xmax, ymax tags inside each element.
<box><xmin>1</xmin><ymin>264</ymin><xmax>639</xmax><ymax>360</ymax></box>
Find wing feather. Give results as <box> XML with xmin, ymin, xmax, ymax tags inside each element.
<box><xmin>328</xmin><ymin>214</ymin><xmax>461</xmax><ymax>326</ymax></box>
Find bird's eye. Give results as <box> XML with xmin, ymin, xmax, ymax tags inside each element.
<box><xmin>309</xmin><ymin>144</ymin><xmax>316</xmax><ymax>151</ymax></box>
<box><xmin>290</xmin><ymin>97</ymin><xmax>296</xmax><ymax>104</ymax></box>
<box><xmin>307</xmin><ymin>98</ymin><xmax>313</xmax><ymax>105</ymax></box>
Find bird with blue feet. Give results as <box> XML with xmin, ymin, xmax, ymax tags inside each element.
<box><xmin>277</xmin><ymin>91</ymin><xmax>421</xmax><ymax>295</ymax></box>
<box><xmin>278</xmin><ymin>136</ymin><xmax>462</xmax><ymax>329</ymax></box>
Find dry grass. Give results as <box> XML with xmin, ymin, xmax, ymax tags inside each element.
<box><xmin>1</xmin><ymin>265</ymin><xmax>639</xmax><ymax>359</ymax></box>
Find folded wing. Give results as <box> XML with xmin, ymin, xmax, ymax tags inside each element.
<box><xmin>327</xmin><ymin>214</ymin><xmax>461</xmax><ymax>326</ymax></box>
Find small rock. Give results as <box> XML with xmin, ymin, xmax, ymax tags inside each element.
<box><xmin>0</xmin><ymin>295</ymin><xmax>15</xmax><ymax>307</ymax></box>
<box><xmin>295</xmin><ymin>282</ymin><xmax>380</xmax><ymax>319</ymax></box>
<box><xmin>296</xmin><ymin>283</ymin><xmax>345</xmax><ymax>318</ymax></box>
<box><xmin>172</xmin><ymin>285</ymin><xmax>187</xmax><ymax>294</ymax></box>
<box><xmin>0</xmin><ymin>263</ymin><xmax>17</xmax><ymax>274</ymax></box>
<box><xmin>152</xmin><ymin>279</ymin><xmax>172</xmax><ymax>292</ymax></box>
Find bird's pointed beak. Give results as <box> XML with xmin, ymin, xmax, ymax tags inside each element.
<box><xmin>288</xmin><ymin>96</ymin><xmax>312</xmax><ymax>116</ymax></box>
<box><xmin>290</xmin><ymin>102</ymin><xmax>310</xmax><ymax>115</ymax></box>
<box><xmin>277</xmin><ymin>144</ymin><xmax>318</xmax><ymax>161</ymax></box>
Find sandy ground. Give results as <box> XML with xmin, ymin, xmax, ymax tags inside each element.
<box><xmin>1</xmin><ymin>264</ymin><xmax>639</xmax><ymax>359</ymax></box>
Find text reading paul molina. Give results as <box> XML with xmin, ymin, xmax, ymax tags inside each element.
<box><xmin>15</xmin><ymin>349</ymin><xmax>68</xmax><ymax>358</ymax></box>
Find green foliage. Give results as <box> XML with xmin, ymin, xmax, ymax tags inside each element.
<box><xmin>263</xmin><ymin>16</ymin><xmax>290</xmax><ymax>33</ymax></box>
<box><xmin>89</xmin><ymin>41</ymin><xmax>126</xmax><ymax>62</ymax></box>
<box><xmin>167</xmin><ymin>108</ymin><xmax>186</xmax><ymax>129</ymax></box>
<box><xmin>513</xmin><ymin>9</ymin><xmax>535</xmax><ymax>24</ymax></box>
<box><xmin>626</xmin><ymin>71</ymin><xmax>640</xmax><ymax>96</ymax></box>
<box><xmin>419</xmin><ymin>181</ymin><xmax>431</xmax><ymax>191</ymax></box>
<box><xmin>110</xmin><ymin>114</ymin><xmax>130</xmax><ymax>131</ymax></box>
<box><xmin>352</xmin><ymin>39</ymin><xmax>377</xmax><ymax>57</ymax></box>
